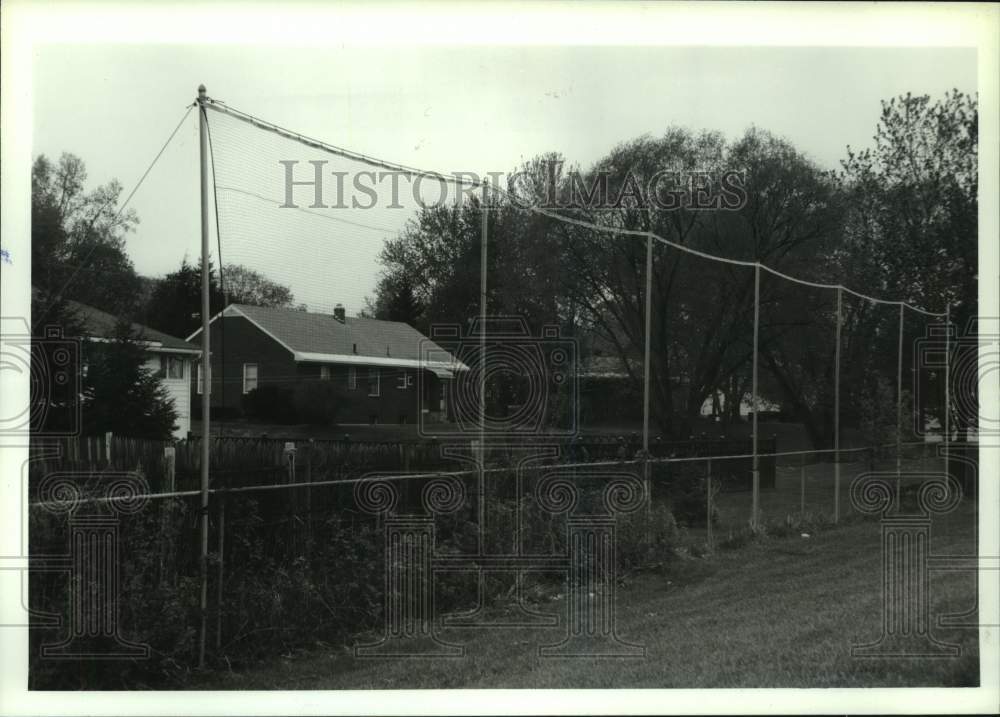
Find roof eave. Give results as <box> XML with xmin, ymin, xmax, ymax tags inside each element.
<box><xmin>295</xmin><ymin>351</ymin><xmax>469</xmax><ymax>372</ymax></box>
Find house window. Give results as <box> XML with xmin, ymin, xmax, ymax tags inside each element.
<box><xmin>320</xmin><ymin>365</ymin><xmax>331</xmax><ymax>380</ymax></box>
<box><xmin>161</xmin><ymin>355</ymin><xmax>184</xmax><ymax>379</ymax></box>
<box><xmin>243</xmin><ymin>363</ymin><xmax>258</xmax><ymax>394</ymax></box>
<box><xmin>348</xmin><ymin>367</ymin><xmax>357</xmax><ymax>390</ymax></box>
<box><xmin>397</xmin><ymin>372</ymin><xmax>413</xmax><ymax>390</ymax></box>
<box><xmin>367</xmin><ymin>368</ymin><xmax>380</xmax><ymax>397</ymax></box>
<box><xmin>197</xmin><ymin>363</ymin><xmax>209</xmax><ymax>395</ymax></box>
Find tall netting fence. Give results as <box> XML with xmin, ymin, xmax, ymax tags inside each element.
<box><xmin>26</xmin><ymin>96</ymin><xmax>958</xmax><ymax>681</ymax></box>
<box><xmin>201</xmin><ymin>97</ymin><xmax>955</xmax><ymax>537</ymax></box>
<box><xmin>755</xmin><ymin>269</ymin><xmax>840</xmax><ymax>525</ymax></box>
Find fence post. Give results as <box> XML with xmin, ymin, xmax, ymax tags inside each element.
<box><xmin>706</xmin><ymin>458</ymin><xmax>713</xmax><ymax>548</ymax></box>
<box><xmin>401</xmin><ymin>442</ymin><xmax>412</xmax><ymax>510</ymax></box>
<box><xmin>306</xmin><ymin>439</ymin><xmax>314</xmax><ymax>552</ymax></box>
<box><xmin>800</xmin><ymin>452</ymin><xmax>806</xmax><ymax>517</ymax></box>
<box><xmin>284</xmin><ymin>442</ymin><xmax>297</xmax><ymax>558</ymax></box>
<box><xmin>160</xmin><ymin>445</ymin><xmax>176</xmax><ymax>587</ymax></box>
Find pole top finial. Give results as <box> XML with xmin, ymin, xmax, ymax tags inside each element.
<box><xmin>198</xmin><ymin>84</ymin><xmax>207</xmax><ymax>97</ymax></box>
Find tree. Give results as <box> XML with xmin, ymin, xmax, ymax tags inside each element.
<box><xmin>220</xmin><ymin>264</ymin><xmax>299</xmax><ymax>309</ymax></box>
<box><xmin>370</xmin><ymin>158</ymin><xmax>569</xmax><ymax>420</ymax></box>
<box><xmin>558</xmin><ymin>128</ymin><xmax>843</xmax><ymax>439</ymax></box>
<box><xmin>143</xmin><ymin>257</ymin><xmax>224</xmax><ymax>340</ymax></box>
<box><xmin>81</xmin><ymin>320</ymin><xmax>178</xmax><ymax>439</ymax></box>
<box><xmin>367</xmin><ymin>276</ymin><xmax>423</xmax><ymax>326</ymax></box>
<box><xmin>838</xmin><ymin>90</ymin><xmax>977</xmax><ymax>440</ymax></box>
<box><xmin>143</xmin><ymin>260</ymin><xmax>300</xmax><ymax>339</ymax></box>
<box><xmin>31</xmin><ymin>153</ymin><xmax>143</xmax><ymax>323</ymax></box>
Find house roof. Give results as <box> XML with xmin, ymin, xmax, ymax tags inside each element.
<box><xmin>188</xmin><ymin>304</ymin><xmax>467</xmax><ymax>372</ymax></box>
<box><xmin>68</xmin><ymin>300</ymin><xmax>201</xmax><ymax>354</ymax></box>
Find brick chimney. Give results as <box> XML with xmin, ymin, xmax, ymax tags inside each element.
<box><xmin>333</xmin><ymin>303</ymin><xmax>346</xmax><ymax>322</ymax></box>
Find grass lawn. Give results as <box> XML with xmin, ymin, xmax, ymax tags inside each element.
<box><xmin>197</xmin><ymin>499</ymin><xmax>979</xmax><ymax>689</ymax></box>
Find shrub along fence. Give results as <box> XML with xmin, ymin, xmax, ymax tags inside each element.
<box><xmin>27</xmin><ymin>432</ymin><xmax>783</xmax><ymax>687</ymax></box>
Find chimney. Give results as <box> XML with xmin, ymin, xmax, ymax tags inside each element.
<box><xmin>333</xmin><ymin>303</ymin><xmax>346</xmax><ymax>323</ymax></box>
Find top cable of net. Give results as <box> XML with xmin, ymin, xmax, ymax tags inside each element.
<box><xmin>199</xmin><ymin>93</ymin><xmax>949</xmax><ymax>318</ymax></box>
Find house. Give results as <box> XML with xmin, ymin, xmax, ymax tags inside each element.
<box><xmin>69</xmin><ymin>300</ymin><xmax>201</xmax><ymax>438</ymax></box>
<box><xmin>186</xmin><ymin>303</ymin><xmax>467</xmax><ymax>426</ymax></box>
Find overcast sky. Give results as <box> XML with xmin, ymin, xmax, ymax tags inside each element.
<box><xmin>33</xmin><ymin>44</ymin><xmax>975</xmax><ymax>314</ymax></box>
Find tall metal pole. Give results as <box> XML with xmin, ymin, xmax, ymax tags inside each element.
<box><xmin>833</xmin><ymin>287</ymin><xmax>842</xmax><ymax>523</ymax></box>
<box><xmin>944</xmin><ymin>304</ymin><xmax>951</xmax><ymax>480</ymax></box>
<box><xmin>197</xmin><ymin>84</ymin><xmax>211</xmax><ymax>669</ymax></box>
<box><xmin>642</xmin><ymin>234</ymin><xmax>653</xmax><ymax>520</ymax></box>
<box><xmin>751</xmin><ymin>264</ymin><xmax>761</xmax><ymax>527</ymax></box>
<box><xmin>477</xmin><ymin>177</ymin><xmax>488</xmax><ymax>551</ymax></box>
<box><xmin>896</xmin><ymin>303</ymin><xmax>904</xmax><ymax>503</ymax></box>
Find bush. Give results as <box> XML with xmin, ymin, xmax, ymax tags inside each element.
<box><xmin>292</xmin><ymin>380</ymin><xmax>343</xmax><ymax>426</ymax></box>
<box><xmin>29</xmin><ymin>495</ymin><xmax>201</xmax><ymax>689</ymax></box>
<box><xmin>242</xmin><ymin>385</ymin><xmax>297</xmax><ymax>423</ymax></box>
<box><xmin>655</xmin><ymin>463</ymin><xmax>716</xmax><ymax>528</ymax></box>
<box><xmin>29</xmin><ymin>466</ymin><xmax>684</xmax><ymax>688</ymax></box>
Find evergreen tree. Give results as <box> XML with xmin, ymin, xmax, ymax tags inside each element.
<box><xmin>81</xmin><ymin>319</ymin><xmax>178</xmax><ymax>439</ymax></box>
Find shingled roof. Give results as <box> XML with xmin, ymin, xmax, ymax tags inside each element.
<box><xmin>68</xmin><ymin>300</ymin><xmax>200</xmax><ymax>354</ymax></box>
<box><xmin>188</xmin><ymin>304</ymin><xmax>466</xmax><ymax>372</ymax></box>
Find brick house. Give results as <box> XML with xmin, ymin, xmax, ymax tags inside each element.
<box><xmin>186</xmin><ymin>303</ymin><xmax>467</xmax><ymax>426</ymax></box>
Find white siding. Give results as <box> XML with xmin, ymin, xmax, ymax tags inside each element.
<box><xmin>145</xmin><ymin>353</ymin><xmax>193</xmax><ymax>439</ymax></box>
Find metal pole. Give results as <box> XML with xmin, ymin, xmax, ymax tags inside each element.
<box><xmin>478</xmin><ymin>178</ymin><xmax>488</xmax><ymax>552</ymax></box>
<box><xmin>197</xmin><ymin>84</ymin><xmax>211</xmax><ymax>669</ymax></box>
<box><xmin>896</xmin><ymin>303</ymin><xmax>904</xmax><ymax>503</ymax></box>
<box><xmin>944</xmin><ymin>304</ymin><xmax>951</xmax><ymax>480</ymax></box>
<box><xmin>833</xmin><ymin>288</ymin><xmax>842</xmax><ymax>523</ymax></box>
<box><xmin>642</xmin><ymin>234</ymin><xmax>653</xmax><ymax>525</ymax></box>
<box><xmin>751</xmin><ymin>263</ymin><xmax>760</xmax><ymax>528</ymax></box>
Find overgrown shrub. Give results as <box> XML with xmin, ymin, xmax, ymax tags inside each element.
<box><xmin>242</xmin><ymin>385</ymin><xmax>297</xmax><ymax>423</ymax></box>
<box><xmin>29</xmin><ymin>467</ymin><xmax>684</xmax><ymax>688</ymax></box>
<box><xmin>292</xmin><ymin>380</ymin><xmax>343</xmax><ymax>426</ymax></box>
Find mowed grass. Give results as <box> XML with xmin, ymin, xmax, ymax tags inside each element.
<box><xmin>712</xmin><ymin>453</ymin><xmax>948</xmax><ymax>532</ymax></box>
<box><xmin>199</xmin><ymin>499</ymin><xmax>979</xmax><ymax>689</ymax></box>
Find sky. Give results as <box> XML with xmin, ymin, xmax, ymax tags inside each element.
<box><xmin>33</xmin><ymin>44</ymin><xmax>976</xmax><ymax>314</ymax></box>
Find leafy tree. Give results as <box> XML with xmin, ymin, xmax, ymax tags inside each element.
<box><xmin>143</xmin><ymin>260</ymin><xmax>300</xmax><ymax>339</ymax></box>
<box><xmin>143</xmin><ymin>257</ymin><xmax>224</xmax><ymax>340</ymax></box>
<box><xmin>81</xmin><ymin>320</ymin><xmax>178</xmax><ymax>439</ymax></box>
<box><xmin>838</xmin><ymin>90</ymin><xmax>977</xmax><ymax>440</ymax></box>
<box><xmin>221</xmin><ymin>264</ymin><xmax>299</xmax><ymax>309</ymax></box>
<box><xmin>558</xmin><ymin>128</ymin><xmax>843</xmax><ymax>438</ymax></box>
<box><xmin>31</xmin><ymin>153</ymin><xmax>143</xmax><ymax>323</ymax></box>
<box><xmin>366</xmin><ymin>276</ymin><xmax>423</xmax><ymax>326</ymax></box>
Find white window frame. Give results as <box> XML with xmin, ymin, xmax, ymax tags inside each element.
<box><xmin>367</xmin><ymin>367</ymin><xmax>380</xmax><ymax>397</ymax></box>
<box><xmin>320</xmin><ymin>365</ymin><xmax>331</xmax><ymax>380</ymax></box>
<box><xmin>162</xmin><ymin>355</ymin><xmax>184</xmax><ymax>380</ymax></box>
<box><xmin>348</xmin><ymin>366</ymin><xmax>357</xmax><ymax>390</ymax></box>
<box><xmin>243</xmin><ymin>363</ymin><xmax>259</xmax><ymax>394</ymax></box>
<box><xmin>197</xmin><ymin>362</ymin><xmax>206</xmax><ymax>395</ymax></box>
<box><xmin>397</xmin><ymin>371</ymin><xmax>413</xmax><ymax>390</ymax></box>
